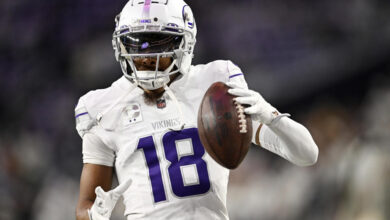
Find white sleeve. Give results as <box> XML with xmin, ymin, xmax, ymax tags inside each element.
<box><xmin>75</xmin><ymin>97</ymin><xmax>96</xmax><ymax>138</ymax></box>
<box><xmin>82</xmin><ymin>133</ymin><xmax>115</xmax><ymax>167</ymax></box>
<box><xmin>254</xmin><ymin>117</ymin><xmax>319</xmax><ymax>166</ymax></box>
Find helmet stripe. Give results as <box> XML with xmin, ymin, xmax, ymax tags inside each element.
<box><xmin>143</xmin><ymin>0</ymin><xmax>152</xmax><ymax>18</ymax></box>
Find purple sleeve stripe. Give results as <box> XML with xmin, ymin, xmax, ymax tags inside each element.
<box><xmin>229</xmin><ymin>73</ymin><xmax>244</xmax><ymax>78</ymax></box>
<box><xmin>75</xmin><ymin>112</ymin><xmax>88</xmax><ymax>118</ymax></box>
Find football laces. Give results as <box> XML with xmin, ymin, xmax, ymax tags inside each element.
<box><xmin>234</xmin><ymin>101</ymin><xmax>247</xmax><ymax>133</ymax></box>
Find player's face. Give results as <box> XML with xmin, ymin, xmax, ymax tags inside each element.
<box><xmin>133</xmin><ymin>57</ymin><xmax>173</xmax><ymax>71</ymax></box>
<box><xmin>133</xmin><ymin>57</ymin><xmax>178</xmax><ymax>104</ymax></box>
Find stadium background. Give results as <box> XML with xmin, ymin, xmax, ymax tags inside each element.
<box><xmin>1</xmin><ymin>0</ymin><xmax>390</xmax><ymax>219</ymax></box>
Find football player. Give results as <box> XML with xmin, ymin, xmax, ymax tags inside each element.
<box><xmin>75</xmin><ymin>0</ymin><xmax>319</xmax><ymax>219</ymax></box>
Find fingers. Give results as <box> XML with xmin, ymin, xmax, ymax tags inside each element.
<box><xmin>95</xmin><ymin>186</ymin><xmax>107</xmax><ymax>198</ymax></box>
<box><xmin>244</xmin><ymin>105</ymin><xmax>261</xmax><ymax>115</ymax></box>
<box><xmin>94</xmin><ymin>176</ymin><xmax>132</xmax><ymax>199</ymax></box>
<box><xmin>226</xmin><ymin>81</ymin><xmax>241</xmax><ymax>89</ymax></box>
<box><xmin>234</xmin><ymin>96</ymin><xmax>257</xmax><ymax>106</ymax></box>
<box><xmin>112</xmin><ymin>177</ymin><xmax>132</xmax><ymax>195</ymax></box>
<box><xmin>228</xmin><ymin>88</ymin><xmax>253</xmax><ymax>97</ymax></box>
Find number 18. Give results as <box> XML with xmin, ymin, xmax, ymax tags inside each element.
<box><xmin>137</xmin><ymin>128</ymin><xmax>211</xmax><ymax>203</ymax></box>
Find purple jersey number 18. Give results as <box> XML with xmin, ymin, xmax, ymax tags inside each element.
<box><xmin>137</xmin><ymin>128</ymin><xmax>211</xmax><ymax>203</ymax></box>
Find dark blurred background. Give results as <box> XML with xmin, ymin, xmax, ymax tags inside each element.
<box><xmin>1</xmin><ymin>0</ymin><xmax>390</xmax><ymax>219</ymax></box>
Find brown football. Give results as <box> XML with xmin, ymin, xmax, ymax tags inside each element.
<box><xmin>197</xmin><ymin>81</ymin><xmax>252</xmax><ymax>169</ymax></box>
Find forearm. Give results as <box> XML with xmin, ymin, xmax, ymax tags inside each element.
<box><xmin>226</xmin><ymin>82</ymin><xmax>318</xmax><ymax>165</ymax></box>
<box><xmin>76</xmin><ymin>164</ymin><xmax>114</xmax><ymax>220</ymax></box>
<box><xmin>76</xmin><ymin>200</ymin><xmax>93</xmax><ymax>220</ymax></box>
<box><xmin>253</xmin><ymin>117</ymin><xmax>319</xmax><ymax>166</ymax></box>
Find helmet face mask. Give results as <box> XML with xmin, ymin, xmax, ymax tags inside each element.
<box><xmin>112</xmin><ymin>0</ymin><xmax>196</xmax><ymax>90</ymax></box>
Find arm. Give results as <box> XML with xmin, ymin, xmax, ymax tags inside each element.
<box><xmin>227</xmin><ymin>82</ymin><xmax>319</xmax><ymax>166</ymax></box>
<box><xmin>253</xmin><ymin>118</ymin><xmax>318</xmax><ymax>166</ymax></box>
<box><xmin>75</xmin><ymin>98</ymin><xmax>131</xmax><ymax>220</ymax></box>
<box><xmin>75</xmin><ymin>133</ymin><xmax>131</xmax><ymax>220</ymax></box>
<box><xmin>76</xmin><ymin>164</ymin><xmax>114</xmax><ymax>220</ymax></box>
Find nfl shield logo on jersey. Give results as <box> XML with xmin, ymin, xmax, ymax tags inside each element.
<box><xmin>156</xmin><ymin>98</ymin><xmax>166</xmax><ymax>109</ymax></box>
<box><xmin>122</xmin><ymin>103</ymin><xmax>143</xmax><ymax>125</ymax></box>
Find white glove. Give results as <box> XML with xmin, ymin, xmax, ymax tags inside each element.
<box><xmin>227</xmin><ymin>81</ymin><xmax>287</xmax><ymax>125</ymax></box>
<box><xmin>88</xmin><ymin>177</ymin><xmax>132</xmax><ymax>220</ymax></box>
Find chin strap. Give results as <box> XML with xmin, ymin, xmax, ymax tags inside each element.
<box><xmin>164</xmin><ymin>85</ymin><xmax>185</xmax><ymax>131</ymax></box>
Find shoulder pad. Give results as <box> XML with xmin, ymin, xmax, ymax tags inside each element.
<box><xmin>203</xmin><ymin>60</ymin><xmax>247</xmax><ymax>88</ymax></box>
<box><xmin>74</xmin><ymin>79</ymin><xmax>122</xmax><ymax>137</ymax></box>
<box><xmin>74</xmin><ymin>77</ymin><xmax>137</xmax><ymax>137</ymax></box>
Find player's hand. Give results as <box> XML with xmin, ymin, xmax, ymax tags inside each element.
<box><xmin>88</xmin><ymin>177</ymin><xmax>132</xmax><ymax>220</ymax></box>
<box><xmin>226</xmin><ymin>81</ymin><xmax>279</xmax><ymax>125</ymax></box>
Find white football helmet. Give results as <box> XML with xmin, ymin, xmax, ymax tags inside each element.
<box><xmin>112</xmin><ymin>0</ymin><xmax>197</xmax><ymax>90</ymax></box>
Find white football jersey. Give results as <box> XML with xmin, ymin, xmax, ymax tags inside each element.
<box><xmin>75</xmin><ymin>60</ymin><xmax>248</xmax><ymax>220</ymax></box>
